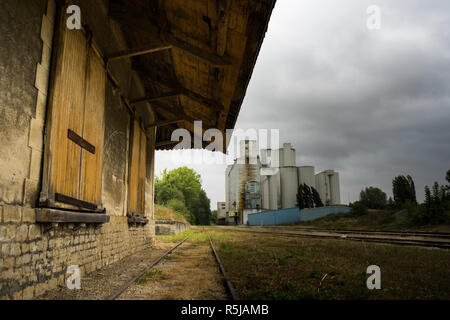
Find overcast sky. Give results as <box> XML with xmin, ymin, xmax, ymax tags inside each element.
<box><xmin>156</xmin><ymin>0</ymin><xmax>450</xmax><ymax>209</ymax></box>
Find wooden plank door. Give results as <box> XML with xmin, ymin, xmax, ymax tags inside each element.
<box><xmin>128</xmin><ymin>119</ymin><xmax>146</xmax><ymax>215</ymax></box>
<box><xmin>41</xmin><ymin>10</ymin><xmax>105</xmax><ymax>212</ymax></box>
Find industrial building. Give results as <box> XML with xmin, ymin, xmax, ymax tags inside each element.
<box><xmin>224</xmin><ymin>141</ymin><xmax>341</xmax><ymax>224</ymax></box>
<box><xmin>0</xmin><ymin>0</ymin><xmax>275</xmax><ymax>299</ymax></box>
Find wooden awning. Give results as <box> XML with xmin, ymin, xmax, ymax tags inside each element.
<box><xmin>107</xmin><ymin>0</ymin><xmax>276</xmax><ymax>150</ymax></box>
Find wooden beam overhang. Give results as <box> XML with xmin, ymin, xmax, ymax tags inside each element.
<box><xmin>156</xmin><ymin>140</ymin><xmax>179</xmax><ymax>148</ymax></box>
<box><xmin>146</xmin><ymin>119</ymin><xmax>184</xmax><ymax>129</ymax></box>
<box><xmin>105</xmin><ymin>44</ymin><xmax>172</xmax><ymax>63</ymax></box>
<box><xmin>133</xmin><ymin>71</ymin><xmax>223</xmax><ymax>112</ymax></box>
<box><xmin>105</xmin><ymin>0</ymin><xmax>277</xmax><ymax>150</ymax></box>
<box><xmin>105</xmin><ymin>36</ymin><xmax>231</xmax><ymax>67</ymax></box>
<box><xmin>130</xmin><ymin>91</ymin><xmax>180</xmax><ymax>105</ymax></box>
<box><xmin>166</xmin><ymin>35</ymin><xmax>232</xmax><ymax>67</ymax></box>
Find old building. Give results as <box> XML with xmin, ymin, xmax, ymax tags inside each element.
<box><xmin>225</xmin><ymin>140</ymin><xmax>261</xmax><ymax>224</ymax></box>
<box><xmin>0</xmin><ymin>0</ymin><xmax>275</xmax><ymax>299</ymax></box>
<box><xmin>216</xmin><ymin>202</ymin><xmax>227</xmax><ymax>225</ymax></box>
<box><xmin>224</xmin><ymin>141</ymin><xmax>342</xmax><ymax>224</ymax></box>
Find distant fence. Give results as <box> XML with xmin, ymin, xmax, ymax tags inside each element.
<box><xmin>247</xmin><ymin>206</ymin><xmax>351</xmax><ymax>226</ymax></box>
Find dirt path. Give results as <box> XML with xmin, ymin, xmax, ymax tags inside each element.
<box><xmin>118</xmin><ymin>241</ymin><xmax>228</xmax><ymax>300</ymax></box>
<box><xmin>36</xmin><ymin>238</ymin><xmax>227</xmax><ymax>300</ymax></box>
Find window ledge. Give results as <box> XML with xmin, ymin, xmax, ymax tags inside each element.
<box><xmin>36</xmin><ymin>209</ymin><xmax>110</xmax><ymax>224</ymax></box>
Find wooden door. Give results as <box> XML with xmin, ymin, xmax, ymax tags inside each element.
<box><xmin>128</xmin><ymin>119</ymin><xmax>147</xmax><ymax>215</ymax></box>
<box><xmin>41</xmin><ymin>12</ymin><xmax>106</xmax><ymax>211</ymax></box>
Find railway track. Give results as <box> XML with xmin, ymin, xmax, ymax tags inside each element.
<box><xmin>226</xmin><ymin>227</ymin><xmax>450</xmax><ymax>250</ymax></box>
<box><xmin>263</xmin><ymin>226</ymin><xmax>450</xmax><ymax>239</ymax></box>
<box><xmin>105</xmin><ymin>235</ymin><xmax>238</xmax><ymax>300</ymax></box>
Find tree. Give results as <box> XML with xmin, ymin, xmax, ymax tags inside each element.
<box><xmin>350</xmin><ymin>201</ymin><xmax>368</xmax><ymax>217</ymax></box>
<box><xmin>311</xmin><ymin>187</ymin><xmax>324</xmax><ymax>208</ymax></box>
<box><xmin>392</xmin><ymin>175</ymin><xmax>417</xmax><ymax>206</ymax></box>
<box><xmin>445</xmin><ymin>170</ymin><xmax>450</xmax><ymax>201</ymax></box>
<box><xmin>296</xmin><ymin>184</ymin><xmax>308</xmax><ymax>210</ymax></box>
<box><xmin>297</xmin><ymin>184</ymin><xmax>323</xmax><ymax>209</ymax></box>
<box><xmin>210</xmin><ymin>210</ymin><xmax>218</xmax><ymax>225</ymax></box>
<box><xmin>359</xmin><ymin>187</ymin><xmax>387</xmax><ymax>210</ymax></box>
<box><xmin>424</xmin><ymin>186</ymin><xmax>432</xmax><ymax>211</ymax></box>
<box><xmin>154</xmin><ymin>167</ymin><xmax>212</xmax><ymax>225</ymax></box>
<box><xmin>195</xmin><ymin>190</ymin><xmax>212</xmax><ymax>225</ymax></box>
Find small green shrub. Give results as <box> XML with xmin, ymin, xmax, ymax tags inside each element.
<box><xmin>350</xmin><ymin>201</ymin><xmax>368</xmax><ymax>217</ymax></box>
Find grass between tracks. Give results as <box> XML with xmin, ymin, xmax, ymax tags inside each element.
<box><xmin>157</xmin><ymin>227</ymin><xmax>450</xmax><ymax>300</ymax></box>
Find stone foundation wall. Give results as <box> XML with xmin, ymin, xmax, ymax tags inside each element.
<box><xmin>155</xmin><ymin>221</ymin><xmax>190</xmax><ymax>235</ymax></box>
<box><xmin>0</xmin><ymin>204</ymin><xmax>155</xmax><ymax>300</ymax></box>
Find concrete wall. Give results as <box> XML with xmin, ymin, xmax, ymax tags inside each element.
<box><xmin>0</xmin><ymin>0</ymin><xmax>48</xmax><ymax>206</ymax></box>
<box><xmin>155</xmin><ymin>221</ymin><xmax>190</xmax><ymax>235</ymax></box>
<box><xmin>0</xmin><ymin>0</ymin><xmax>157</xmax><ymax>299</ymax></box>
<box><xmin>247</xmin><ymin>206</ymin><xmax>351</xmax><ymax>226</ymax></box>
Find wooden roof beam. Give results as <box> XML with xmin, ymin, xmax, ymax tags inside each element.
<box><xmin>106</xmin><ymin>38</ymin><xmax>231</xmax><ymax>67</ymax></box>
<box><xmin>156</xmin><ymin>140</ymin><xmax>179</xmax><ymax>148</ymax></box>
<box><xmin>105</xmin><ymin>44</ymin><xmax>172</xmax><ymax>63</ymax></box>
<box><xmin>146</xmin><ymin>119</ymin><xmax>184</xmax><ymax>129</ymax></box>
<box><xmin>135</xmin><ymin>71</ymin><xmax>224</xmax><ymax>112</ymax></box>
<box><xmin>166</xmin><ymin>34</ymin><xmax>232</xmax><ymax>67</ymax></box>
<box><xmin>179</xmin><ymin>87</ymin><xmax>223</xmax><ymax>112</ymax></box>
<box><xmin>130</xmin><ymin>91</ymin><xmax>180</xmax><ymax>105</ymax></box>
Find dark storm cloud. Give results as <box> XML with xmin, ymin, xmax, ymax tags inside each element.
<box><xmin>235</xmin><ymin>0</ymin><xmax>450</xmax><ymax>202</ymax></box>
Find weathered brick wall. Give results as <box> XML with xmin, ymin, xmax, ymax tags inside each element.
<box><xmin>0</xmin><ymin>205</ymin><xmax>155</xmax><ymax>300</ymax></box>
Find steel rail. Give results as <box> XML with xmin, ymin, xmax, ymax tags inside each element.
<box><xmin>105</xmin><ymin>236</ymin><xmax>190</xmax><ymax>300</ymax></box>
<box><xmin>227</xmin><ymin>228</ymin><xmax>450</xmax><ymax>250</ymax></box>
<box><xmin>260</xmin><ymin>226</ymin><xmax>450</xmax><ymax>239</ymax></box>
<box><xmin>209</xmin><ymin>236</ymin><xmax>239</xmax><ymax>300</ymax></box>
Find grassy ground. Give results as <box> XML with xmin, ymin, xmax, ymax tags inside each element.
<box><xmin>292</xmin><ymin>210</ymin><xmax>450</xmax><ymax>232</ymax></box>
<box><xmin>160</xmin><ymin>227</ymin><xmax>450</xmax><ymax>300</ymax></box>
<box><xmin>154</xmin><ymin>205</ymin><xmax>189</xmax><ymax>224</ymax></box>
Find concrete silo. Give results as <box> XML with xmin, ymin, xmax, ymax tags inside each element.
<box><xmin>260</xmin><ymin>175</ymin><xmax>270</xmax><ymax>210</ymax></box>
<box><xmin>280</xmin><ymin>143</ymin><xmax>296</xmax><ymax>167</ymax></box>
<box><xmin>298</xmin><ymin>166</ymin><xmax>315</xmax><ymax>188</ymax></box>
<box><xmin>268</xmin><ymin>170</ymin><xmax>281</xmax><ymax>210</ymax></box>
<box><xmin>315</xmin><ymin>170</ymin><xmax>341</xmax><ymax>206</ymax></box>
<box><xmin>280</xmin><ymin>167</ymin><xmax>298</xmax><ymax>209</ymax></box>
<box><xmin>330</xmin><ymin>172</ymin><xmax>341</xmax><ymax>205</ymax></box>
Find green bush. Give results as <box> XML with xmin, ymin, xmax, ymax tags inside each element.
<box><xmin>350</xmin><ymin>201</ymin><xmax>368</xmax><ymax>217</ymax></box>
